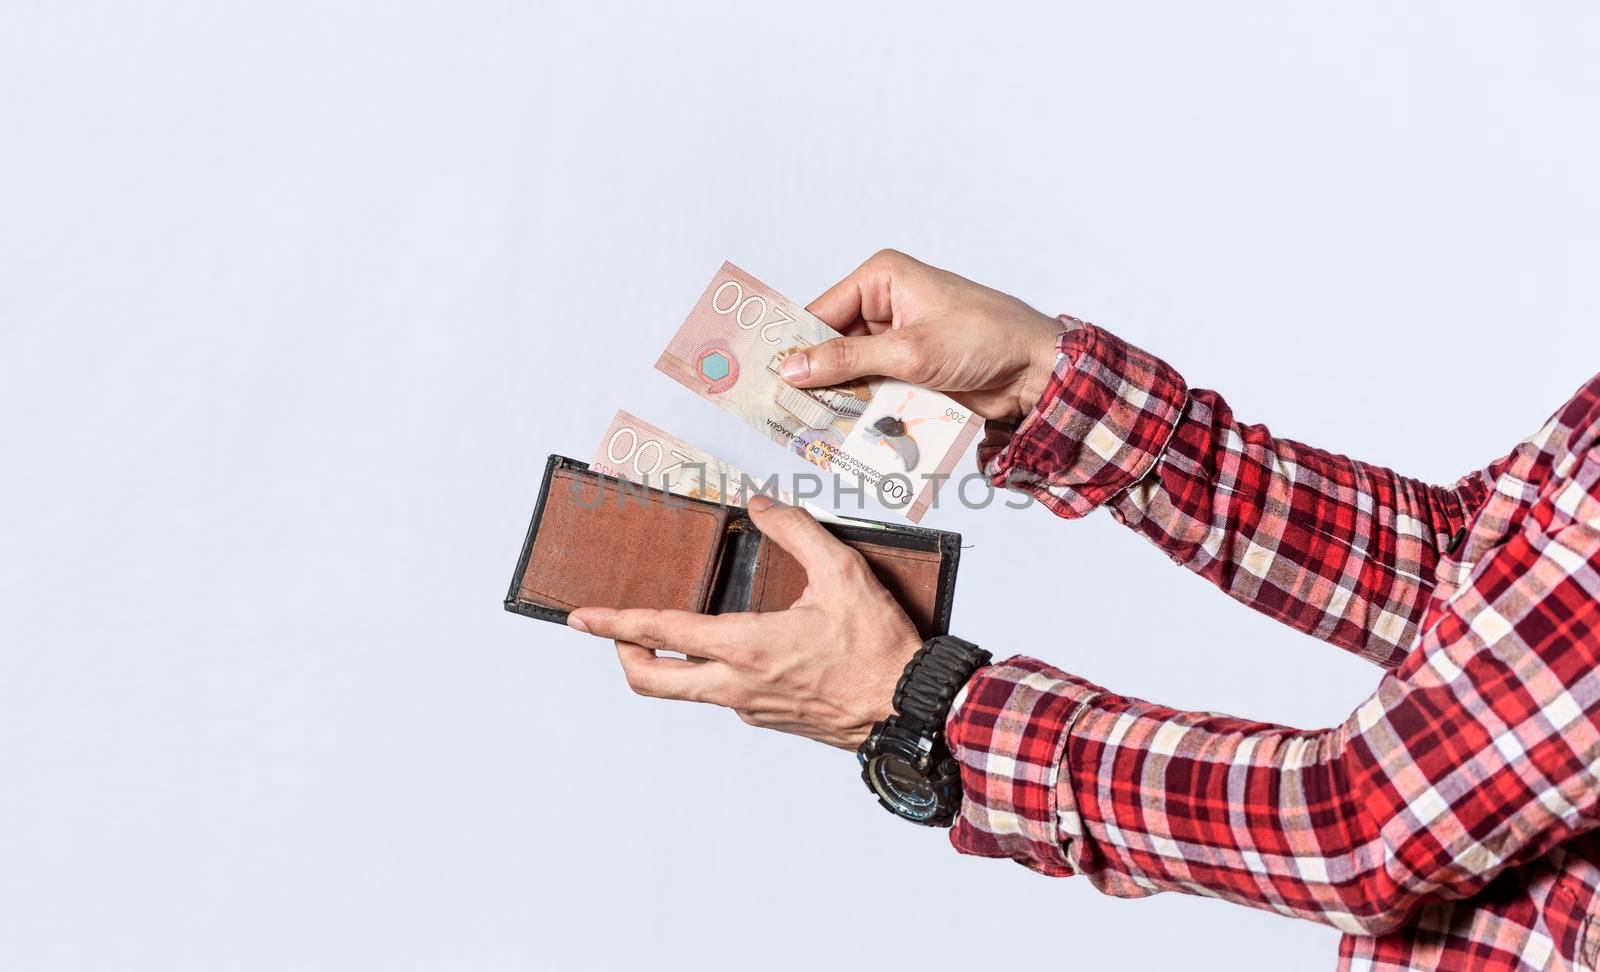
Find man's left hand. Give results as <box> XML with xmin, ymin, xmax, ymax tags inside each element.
<box><xmin>566</xmin><ymin>495</ymin><xmax>925</xmax><ymax>750</ymax></box>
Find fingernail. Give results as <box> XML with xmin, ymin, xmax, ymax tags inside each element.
<box><xmin>779</xmin><ymin>353</ymin><xmax>809</xmax><ymax>382</ymax></box>
<box><xmin>567</xmin><ymin>614</ymin><xmax>590</xmax><ymax>633</ymax></box>
<box><xmin>747</xmin><ymin>494</ymin><xmax>774</xmax><ymax>512</ymax></box>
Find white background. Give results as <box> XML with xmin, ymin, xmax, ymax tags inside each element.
<box><xmin>3</xmin><ymin>3</ymin><xmax>1598</xmax><ymax>970</ymax></box>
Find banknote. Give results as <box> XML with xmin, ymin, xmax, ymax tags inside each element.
<box><xmin>655</xmin><ymin>263</ymin><xmax>982</xmax><ymax>522</ymax></box>
<box><xmin>591</xmin><ymin>409</ymin><xmax>797</xmax><ymax>507</ymax></box>
<box><xmin>590</xmin><ymin>410</ymin><xmax>886</xmax><ymax>529</ymax></box>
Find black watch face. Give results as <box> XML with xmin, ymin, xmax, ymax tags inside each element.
<box><xmin>867</xmin><ymin>754</ymin><xmax>940</xmax><ymax>820</ymax></box>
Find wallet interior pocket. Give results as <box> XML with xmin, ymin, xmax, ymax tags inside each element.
<box><xmin>749</xmin><ymin>535</ymin><xmax>946</xmax><ymax>638</ymax></box>
<box><xmin>515</xmin><ymin>466</ymin><xmax>730</xmax><ymax>615</ymax></box>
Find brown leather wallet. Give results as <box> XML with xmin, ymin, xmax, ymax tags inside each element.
<box><xmin>504</xmin><ymin>455</ymin><xmax>961</xmax><ymax>637</ymax></box>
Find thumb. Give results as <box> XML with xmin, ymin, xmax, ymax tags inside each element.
<box><xmin>778</xmin><ymin>331</ymin><xmax>922</xmax><ymax>388</ymax></box>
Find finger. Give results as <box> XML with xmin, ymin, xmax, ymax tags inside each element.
<box><xmin>571</xmin><ymin>607</ymin><xmax>760</xmax><ymax>660</ymax></box>
<box><xmin>615</xmin><ymin>641</ymin><xmax>736</xmax><ymax>703</ymax></box>
<box><xmin>777</xmin><ymin>330</ymin><xmax>924</xmax><ymax>388</ymax></box>
<box><xmin>807</xmin><ymin>250</ymin><xmax>904</xmax><ymax>327</ymax></box>
<box><xmin>805</xmin><ymin>271</ymin><xmax>866</xmax><ymax>333</ymax></box>
<box><xmin>747</xmin><ymin>497</ymin><xmax>861</xmax><ymax>582</ymax></box>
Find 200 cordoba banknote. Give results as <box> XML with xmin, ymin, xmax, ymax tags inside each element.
<box><xmin>590</xmin><ymin>409</ymin><xmax>884</xmax><ymax>527</ymax></box>
<box><xmin>590</xmin><ymin>409</ymin><xmax>795</xmax><ymax>507</ymax></box>
<box><xmin>655</xmin><ymin>263</ymin><xmax>982</xmax><ymax>522</ymax></box>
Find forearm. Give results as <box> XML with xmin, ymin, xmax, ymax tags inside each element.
<box><xmin>946</xmin><ymin>658</ymin><xmax>1397</xmax><ymax>933</ymax></box>
<box><xmin>983</xmin><ymin>320</ymin><xmax>1509</xmax><ymax>669</ymax></box>
<box><xmin>949</xmin><ymin>655</ymin><xmax>1596</xmax><ymax>935</ymax></box>
<box><xmin>1110</xmin><ymin>386</ymin><xmax>1490</xmax><ymax>668</ymax></box>
<box><xmin>946</xmin><ymin>487</ymin><xmax>1600</xmax><ymax>934</ymax></box>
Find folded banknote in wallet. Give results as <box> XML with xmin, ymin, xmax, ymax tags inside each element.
<box><xmin>504</xmin><ymin>455</ymin><xmax>961</xmax><ymax>638</ymax></box>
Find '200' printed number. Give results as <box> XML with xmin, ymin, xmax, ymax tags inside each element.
<box><xmin>710</xmin><ymin>280</ymin><xmax>792</xmax><ymax>346</ymax></box>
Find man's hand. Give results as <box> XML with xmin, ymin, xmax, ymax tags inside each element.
<box><xmin>783</xmin><ymin>249</ymin><xmax>1064</xmax><ymax>426</ymax></box>
<box><xmin>566</xmin><ymin>496</ymin><xmax>925</xmax><ymax>750</ymax></box>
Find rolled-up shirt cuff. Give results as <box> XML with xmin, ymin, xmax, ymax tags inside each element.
<box><xmin>979</xmin><ymin>318</ymin><xmax>1189</xmax><ymax>518</ymax></box>
<box><xmin>943</xmin><ymin>656</ymin><xmax>1102</xmax><ymax>876</ymax></box>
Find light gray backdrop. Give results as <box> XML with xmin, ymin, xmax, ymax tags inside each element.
<box><xmin>3</xmin><ymin>2</ymin><xmax>1598</xmax><ymax>970</ymax></box>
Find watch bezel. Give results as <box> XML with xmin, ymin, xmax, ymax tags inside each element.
<box><xmin>858</xmin><ymin>720</ymin><xmax>961</xmax><ymax>827</ymax></box>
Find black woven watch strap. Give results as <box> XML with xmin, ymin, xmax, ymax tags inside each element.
<box><xmin>890</xmin><ymin>635</ymin><xmax>992</xmax><ymax>736</ymax></box>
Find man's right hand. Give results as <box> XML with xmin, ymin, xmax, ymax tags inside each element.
<box><xmin>784</xmin><ymin>249</ymin><xmax>1065</xmax><ymax>426</ymax></box>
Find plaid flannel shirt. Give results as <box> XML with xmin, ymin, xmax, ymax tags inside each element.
<box><xmin>948</xmin><ymin>319</ymin><xmax>1600</xmax><ymax>971</ymax></box>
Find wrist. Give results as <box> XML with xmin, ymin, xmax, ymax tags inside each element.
<box><xmin>982</xmin><ymin>320</ymin><xmax>1188</xmax><ymax>520</ymax></box>
<box><xmin>858</xmin><ymin>635</ymin><xmax>993</xmax><ymax>827</ymax></box>
<box><xmin>846</xmin><ymin>633</ymin><xmax>926</xmax><ymax>749</ymax></box>
<box><xmin>1008</xmin><ymin>314</ymin><xmax>1071</xmax><ymax>425</ymax></box>
<box><xmin>889</xmin><ymin>637</ymin><xmax>990</xmax><ymax>735</ymax></box>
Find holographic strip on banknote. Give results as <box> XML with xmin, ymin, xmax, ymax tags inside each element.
<box><xmin>655</xmin><ymin>262</ymin><xmax>982</xmax><ymax>523</ymax></box>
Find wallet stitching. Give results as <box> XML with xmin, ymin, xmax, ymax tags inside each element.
<box><xmin>505</xmin><ymin>453</ymin><xmax>565</xmax><ymax>611</ymax></box>
<box><xmin>935</xmin><ymin>538</ymin><xmax>957</xmax><ymax>630</ymax></box>
<box><xmin>851</xmin><ymin>547</ymin><xmax>941</xmax><ymax>566</ymax></box>
<box><xmin>520</xmin><ymin>469</ymin><xmax>726</xmax><ymax>612</ymax></box>
<box><xmin>520</xmin><ymin>588</ymin><xmax>579</xmax><ymax>609</ymax></box>
<box><xmin>510</xmin><ymin>602</ymin><xmax>569</xmax><ymax>623</ymax></box>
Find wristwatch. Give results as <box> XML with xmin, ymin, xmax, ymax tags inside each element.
<box><xmin>857</xmin><ymin>635</ymin><xmax>992</xmax><ymax>827</ymax></box>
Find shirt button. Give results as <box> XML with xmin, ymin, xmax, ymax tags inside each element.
<box><xmin>1445</xmin><ymin>528</ymin><xmax>1467</xmax><ymax>555</ymax></box>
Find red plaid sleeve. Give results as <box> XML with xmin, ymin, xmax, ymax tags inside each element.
<box><xmin>981</xmin><ymin>320</ymin><xmax>1515</xmax><ymax>669</ymax></box>
<box><xmin>949</xmin><ymin>393</ymin><xmax>1600</xmax><ymax>935</ymax></box>
<box><xmin>979</xmin><ymin>317</ymin><xmax>1189</xmax><ymax>519</ymax></box>
<box><xmin>942</xmin><ymin>659</ymin><xmax>1102</xmax><ymax>877</ymax></box>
